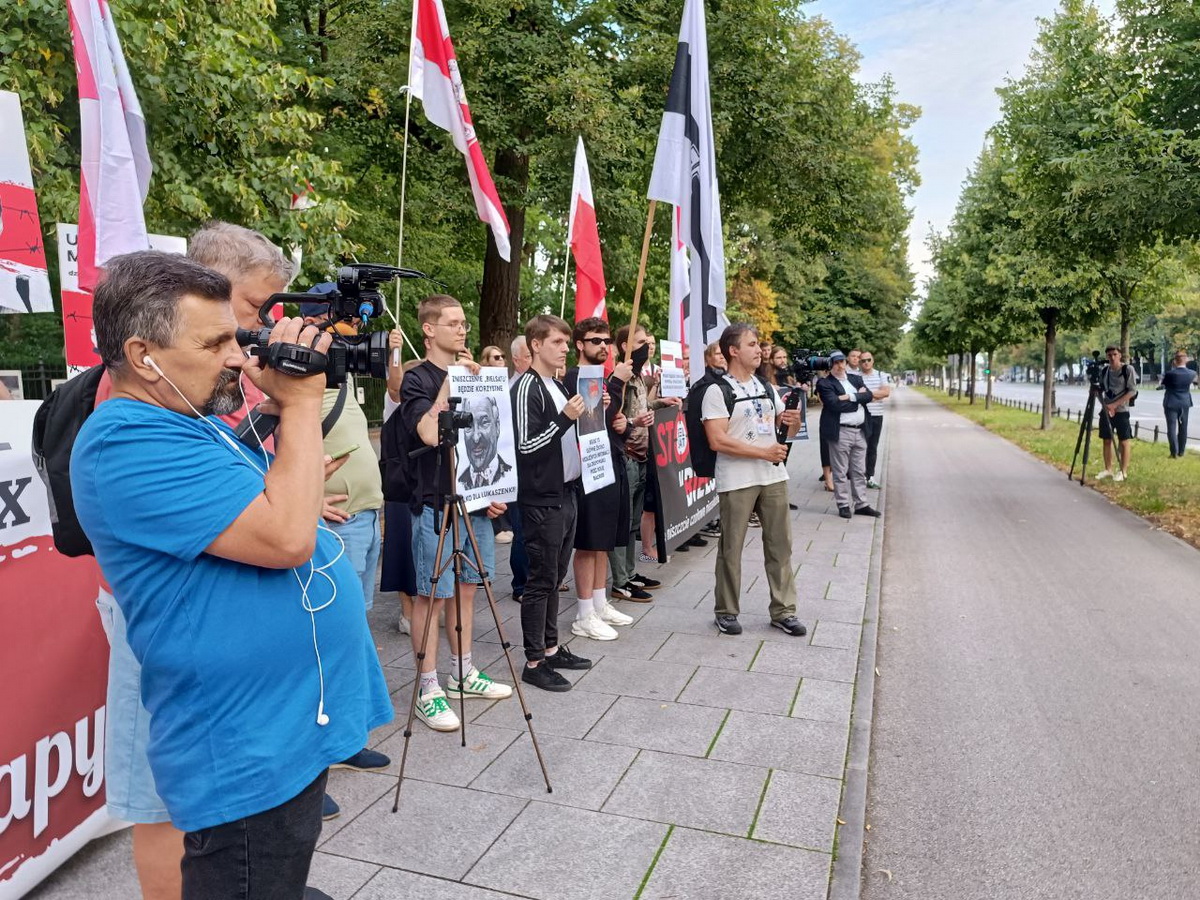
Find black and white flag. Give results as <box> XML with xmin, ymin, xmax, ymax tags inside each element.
<box><xmin>647</xmin><ymin>0</ymin><xmax>728</xmax><ymax>384</ymax></box>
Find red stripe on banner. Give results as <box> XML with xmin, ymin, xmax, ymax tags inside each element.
<box><xmin>76</xmin><ymin>175</ymin><xmax>100</xmax><ymax>293</ymax></box>
<box><xmin>571</xmin><ymin>197</ymin><xmax>606</xmax><ymax>323</ymax></box>
<box><xmin>0</xmin><ymin>184</ymin><xmax>49</xmax><ymax>271</ymax></box>
<box><xmin>66</xmin><ymin>1</ymin><xmax>99</xmax><ymax>101</ymax></box>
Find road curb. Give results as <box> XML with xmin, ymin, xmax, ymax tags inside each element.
<box><xmin>828</xmin><ymin>425</ymin><xmax>889</xmax><ymax>900</ymax></box>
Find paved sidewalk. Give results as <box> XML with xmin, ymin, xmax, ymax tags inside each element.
<box><xmin>28</xmin><ymin>442</ymin><xmax>883</xmax><ymax>900</ymax></box>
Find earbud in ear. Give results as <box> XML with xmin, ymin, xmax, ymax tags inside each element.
<box><xmin>144</xmin><ymin>355</ymin><xmax>163</xmax><ymax>375</ymax></box>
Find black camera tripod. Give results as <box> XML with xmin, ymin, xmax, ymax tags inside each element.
<box><xmin>1069</xmin><ymin>380</ymin><xmax>1124</xmax><ymax>485</ymax></box>
<box><xmin>391</xmin><ymin>399</ymin><xmax>551</xmax><ymax>813</ymax></box>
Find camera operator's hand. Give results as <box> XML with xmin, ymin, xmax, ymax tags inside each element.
<box><xmin>761</xmin><ymin>443</ymin><xmax>789</xmax><ymax>464</ymax></box>
<box><xmin>242</xmin><ymin>317</ymin><xmax>331</xmax><ymax>408</ymax></box>
<box><xmin>486</xmin><ymin>501</ymin><xmax>507</xmax><ymax>519</ymax></box>
<box><xmin>779</xmin><ymin>408</ymin><xmax>802</xmax><ymax>427</ymax></box>
<box><xmin>564</xmin><ymin>394</ymin><xmax>587</xmax><ymax>421</ymax></box>
<box><xmin>611</xmin><ymin>360</ymin><xmax>634</xmax><ymax>382</ymax></box>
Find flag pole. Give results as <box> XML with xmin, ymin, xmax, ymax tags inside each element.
<box><xmin>625</xmin><ymin>199</ymin><xmax>657</xmax><ymax>363</ymax></box>
<box><xmin>559</xmin><ymin>245</ymin><xmax>571</xmax><ymax>319</ymax></box>
<box><xmin>391</xmin><ymin>0</ymin><xmax>421</xmax><ymax>367</ymax></box>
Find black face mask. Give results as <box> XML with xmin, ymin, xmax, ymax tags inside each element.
<box><xmin>632</xmin><ymin>343</ymin><xmax>650</xmax><ymax>374</ymax></box>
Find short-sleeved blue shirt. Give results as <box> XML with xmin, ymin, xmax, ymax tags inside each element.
<box><xmin>71</xmin><ymin>399</ymin><xmax>392</xmax><ymax>832</ymax></box>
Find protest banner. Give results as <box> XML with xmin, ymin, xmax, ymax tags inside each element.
<box><xmin>575</xmin><ymin>365</ymin><xmax>614</xmax><ymax>494</ymax></box>
<box><xmin>657</xmin><ymin>340</ymin><xmax>687</xmax><ymax>399</ymax></box>
<box><xmin>650</xmin><ymin>405</ymin><xmax>718</xmax><ymax>559</ymax></box>
<box><xmin>0</xmin><ymin>92</ymin><xmax>53</xmax><ymax>316</ymax></box>
<box><xmin>0</xmin><ymin>402</ymin><xmax>115</xmax><ymax>899</ymax></box>
<box><xmin>447</xmin><ymin>365</ymin><xmax>517</xmax><ymax>512</ymax></box>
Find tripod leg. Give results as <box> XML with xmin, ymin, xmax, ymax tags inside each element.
<box><xmin>447</xmin><ymin>503</ymin><xmax>469</xmax><ymax>749</ymax></box>
<box><xmin>1080</xmin><ymin>397</ymin><xmax>1096</xmax><ymax>485</ymax></box>
<box><xmin>390</xmin><ymin>557</ymin><xmax>444</xmax><ymax>813</ymax></box>
<box><xmin>1070</xmin><ymin>391</ymin><xmax>1091</xmax><ymax>479</ymax></box>
<box><xmin>458</xmin><ymin>502</ymin><xmax>554</xmax><ymax>795</ymax></box>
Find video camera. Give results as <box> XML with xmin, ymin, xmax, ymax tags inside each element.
<box><xmin>235</xmin><ymin>263</ymin><xmax>428</xmax><ymax>387</ymax></box>
<box><xmin>790</xmin><ymin>349</ymin><xmax>834</xmax><ymax>384</ymax></box>
<box><xmin>1084</xmin><ymin>350</ymin><xmax>1104</xmax><ymax>389</ymax></box>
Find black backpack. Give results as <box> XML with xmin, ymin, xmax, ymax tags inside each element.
<box><xmin>685</xmin><ymin>371</ymin><xmax>776</xmax><ymax>479</ymax></box>
<box><xmin>379</xmin><ymin>405</ymin><xmax>415</xmax><ymax>503</ymax></box>
<box><xmin>31</xmin><ymin>365</ymin><xmax>105</xmax><ymax>557</ymax></box>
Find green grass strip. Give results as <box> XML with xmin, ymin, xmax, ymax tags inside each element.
<box><xmin>747</xmin><ymin>769</ymin><xmax>774</xmax><ymax>839</ymax></box>
<box><xmin>704</xmin><ymin>708</ymin><xmax>732</xmax><ymax>758</ymax></box>
<box><xmin>746</xmin><ymin>639</ymin><xmax>765</xmax><ymax>672</ymax></box>
<box><xmin>633</xmin><ymin>824</ymin><xmax>675</xmax><ymax>900</ymax></box>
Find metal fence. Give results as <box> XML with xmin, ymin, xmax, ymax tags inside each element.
<box><xmin>949</xmin><ymin>390</ymin><xmax>1175</xmax><ymax>447</ymax></box>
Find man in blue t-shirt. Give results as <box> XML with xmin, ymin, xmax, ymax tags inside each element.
<box><xmin>71</xmin><ymin>251</ymin><xmax>392</xmax><ymax>897</ymax></box>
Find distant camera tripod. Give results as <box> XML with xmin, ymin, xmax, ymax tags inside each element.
<box><xmin>1069</xmin><ymin>383</ymin><xmax>1124</xmax><ymax>485</ymax></box>
<box><xmin>391</xmin><ymin>404</ymin><xmax>551</xmax><ymax>813</ymax></box>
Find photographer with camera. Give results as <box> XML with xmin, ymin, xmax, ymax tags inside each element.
<box><xmin>71</xmin><ymin>251</ymin><xmax>392</xmax><ymax>898</ymax></box>
<box><xmin>1094</xmin><ymin>345</ymin><xmax>1139</xmax><ymax>482</ymax></box>
<box><xmin>400</xmin><ymin>295</ymin><xmax>514</xmax><ymax>731</ymax></box>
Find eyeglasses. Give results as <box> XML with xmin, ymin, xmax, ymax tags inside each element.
<box><xmin>581</xmin><ymin>337</ymin><xmax>614</xmax><ymax>346</ymax></box>
<box><xmin>861</xmin><ymin>357</ymin><xmax>873</xmax><ymax>363</ymax></box>
<box><xmin>435</xmin><ymin>321</ymin><xmax>471</xmax><ymax>334</ymax></box>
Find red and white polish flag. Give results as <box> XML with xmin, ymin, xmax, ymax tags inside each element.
<box><xmin>568</xmin><ymin>137</ymin><xmax>607</xmax><ymax>323</ymax></box>
<box><xmin>67</xmin><ymin>0</ymin><xmax>152</xmax><ymax>292</ymax></box>
<box><xmin>410</xmin><ymin>0</ymin><xmax>511</xmax><ymax>261</ymax></box>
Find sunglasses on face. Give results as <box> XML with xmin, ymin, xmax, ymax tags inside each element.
<box><xmin>581</xmin><ymin>337</ymin><xmax>614</xmax><ymax>346</ymax></box>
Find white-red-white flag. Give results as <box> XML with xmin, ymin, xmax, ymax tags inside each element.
<box><xmin>67</xmin><ymin>0</ymin><xmax>152</xmax><ymax>292</ymax></box>
<box><xmin>567</xmin><ymin>137</ymin><xmax>606</xmax><ymax>323</ymax></box>
<box><xmin>668</xmin><ymin>205</ymin><xmax>689</xmax><ymax>346</ymax></box>
<box><xmin>410</xmin><ymin>0</ymin><xmax>511</xmax><ymax>261</ymax></box>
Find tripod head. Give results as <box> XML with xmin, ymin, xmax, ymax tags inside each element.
<box><xmin>409</xmin><ymin>396</ymin><xmax>475</xmax><ymax>460</ymax></box>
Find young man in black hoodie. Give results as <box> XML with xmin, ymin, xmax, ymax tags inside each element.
<box><xmin>512</xmin><ymin>315</ymin><xmax>590</xmax><ymax>690</ymax></box>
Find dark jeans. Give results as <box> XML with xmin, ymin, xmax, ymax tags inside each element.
<box><xmin>519</xmin><ymin>490</ymin><xmax>578</xmax><ymax>662</ymax></box>
<box><xmin>1166</xmin><ymin>406</ymin><xmax>1190</xmax><ymax>456</ymax></box>
<box><xmin>508</xmin><ymin>503</ymin><xmax>529</xmax><ymax>595</ymax></box>
<box><xmin>182</xmin><ymin>770</ymin><xmax>327</xmax><ymax>900</ymax></box>
<box><xmin>866</xmin><ymin>414</ymin><xmax>884</xmax><ymax>479</ymax></box>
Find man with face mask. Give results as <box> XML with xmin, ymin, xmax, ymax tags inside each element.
<box><xmin>608</xmin><ymin>324</ymin><xmax>666</xmax><ymax>601</ymax></box>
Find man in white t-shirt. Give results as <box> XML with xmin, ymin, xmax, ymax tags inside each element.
<box><xmin>858</xmin><ymin>351</ymin><xmax>890</xmax><ymax>489</ymax></box>
<box><xmin>701</xmin><ymin>323</ymin><xmax>807</xmax><ymax>638</ymax></box>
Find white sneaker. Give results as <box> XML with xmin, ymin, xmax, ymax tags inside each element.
<box><xmin>1094</xmin><ymin>469</ymin><xmax>1113</xmax><ymax>480</ymax></box>
<box><xmin>597</xmin><ymin>602</ymin><xmax>634</xmax><ymax>626</ymax></box>
<box><xmin>446</xmin><ymin>667</ymin><xmax>513</xmax><ymax>700</ymax></box>
<box><xmin>416</xmin><ymin>689</ymin><xmax>460</xmax><ymax>732</ymax></box>
<box><xmin>397</xmin><ymin>614</ymin><xmax>411</xmax><ymax>635</ymax></box>
<box><xmin>1113</xmin><ymin>470</ymin><xmax>1126</xmax><ymax>482</ymax></box>
<box><xmin>572</xmin><ymin>611</ymin><xmax>619</xmax><ymax>641</ymax></box>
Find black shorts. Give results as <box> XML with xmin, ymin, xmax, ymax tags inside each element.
<box><xmin>643</xmin><ymin>462</ymin><xmax>658</xmax><ymax>515</ymax></box>
<box><xmin>574</xmin><ymin>460</ymin><xmax>630</xmax><ymax>551</ymax></box>
<box><xmin>380</xmin><ymin>500</ymin><xmax>418</xmax><ymax>596</ymax></box>
<box><xmin>1098</xmin><ymin>410</ymin><xmax>1132</xmax><ymax>441</ymax></box>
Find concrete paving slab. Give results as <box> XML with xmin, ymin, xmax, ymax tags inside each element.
<box><xmin>584</xmin><ymin>695</ymin><xmax>728</xmax><ymax>757</ymax></box>
<box><xmin>321</xmin><ymin>782</ymin><xmax>526</xmax><ymax>879</ymax></box>
<box><xmin>638</xmin><ymin>827</ymin><xmax>830</xmax><ymax>900</ymax></box>
<box><xmin>752</xmin><ymin>769</ymin><xmax>844</xmax><ymax>852</ymax></box>
<box><xmin>652</xmin><ymin>631</ymin><xmax>763</xmax><ymax>670</ymax></box>
<box><xmin>469</xmin><ymin>732</ymin><xmax>637</xmax><ymax>810</ymax></box>
<box><xmin>751</xmin><ymin>640</ymin><xmax>859</xmax><ymax>682</ymax></box>
<box><xmin>570</xmin><ymin>655</ymin><xmax>697</xmax><ymax>701</ymax></box>
<box><xmin>306</xmin><ymin>851</ymin><xmax>380</xmax><ymax>900</ymax></box>
<box><xmin>469</xmin><ymin>683</ymin><xmax>618</xmax><ymax>739</ymax></box>
<box><xmin>676</xmin><ymin>665</ymin><xmax>801</xmax><ymax>716</ymax></box>
<box><xmin>791</xmin><ymin>677</ymin><xmax>855</xmax><ymax>726</ymax></box>
<box><xmin>353</xmin><ymin>868</ymin><xmax>527</xmax><ymax>899</ymax></box>
<box><xmin>318</xmin><ymin>770</ymin><xmax>396</xmax><ymax>844</ymax></box>
<box><xmin>709</xmin><ymin>710</ymin><xmax>848</xmax><ymax>778</ymax></box>
<box><xmin>810</xmin><ymin>620</ymin><xmax>863</xmax><ymax>651</ymax></box>
<box><xmin>368</xmin><ymin>721</ymin><xmax>521</xmax><ymax>786</ymax></box>
<box><xmin>464</xmin><ymin>801</ymin><xmax>667</xmax><ymax>900</ymax></box>
<box><xmin>602</xmin><ymin>749</ymin><xmax>768</xmax><ymax>836</ymax></box>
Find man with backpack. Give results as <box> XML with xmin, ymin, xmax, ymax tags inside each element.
<box><xmin>698</xmin><ymin>323</ymin><xmax>807</xmax><ymax>638</ymax></box>
<box><xmin>1095</xmin><ymin>345</ymin><xmax>1139</xmax><ymax>481</ymax></box>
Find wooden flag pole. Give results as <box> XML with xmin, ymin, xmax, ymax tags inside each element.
<box><xmin>625</xmin><ymin>199</ymin><xmax>657</xmax><ymax>362</ymax></box>
<box><xmin>559</xmin><ymin>246</ymin><xmax>571</xmax><ymax>319</ymax></box>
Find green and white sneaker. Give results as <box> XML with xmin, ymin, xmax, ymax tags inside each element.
<box><xmin>446</xmin><ymin>667</ymin><xmax>513</xmax><ymax>700</ymax></box>
<box><xmin>416</xmin><ymin>689</ymin><xmax>460</xmax><ymax>732</ymax></box>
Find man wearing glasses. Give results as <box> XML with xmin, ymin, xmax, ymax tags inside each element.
<box><xmin>858</xmin><ymin>352</ymin><xmax>890</xmax><ymax>489</ymax></box>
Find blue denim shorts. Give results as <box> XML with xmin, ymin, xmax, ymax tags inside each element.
<box><xmin>411</xmin><ymin>506</ymin><xmax>496</xmax><ymax>599</ymax></box>
<box><xmin>323</xmin><ymin>509</ymin><xmax>382</xmax><ymax>611</ymax></box>
<box><xmin>95</xmin><ymin>591</ymin><xmax>171</xmax><ymax>824</ymax></box>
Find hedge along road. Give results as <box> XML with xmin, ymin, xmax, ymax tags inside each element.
<box><xmin>862</xmin><ymin>388</ymin><xmax>1200</xmax><ymax>900</ymax></box>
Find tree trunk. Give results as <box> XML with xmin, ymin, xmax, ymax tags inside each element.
<box><xmin>1041</xmin><ymin>309</ymin><xmax>1057</xmax><ymax>430</ymax></box>
<box><xmin>479</xmin><ymin>148</ymin><xmax>529</xmax><ymax>354</ymax></box>
<box><xmin>968</xmin><ymin>352</ymin><xmax>977</xmax><ymax>404</ymax></box>
<box><xmin>1120</xmin><ymin>294</ymin><xmax>1131</xmax><ymax>360</ymax></box>
<box><xmin>985</xmin><ymin>349</ymin><xmax>994</xmax><ymax>410</ymax></box>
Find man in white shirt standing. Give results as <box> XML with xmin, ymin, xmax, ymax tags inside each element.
<box><xmin>701</xmin><ymin>323</ymin><xmax>807</xmax><ymax>638</ymax></box>
<box><xmin>817</xmin><ymin>351</ymin><xmax>888</xmax><ymax>519</ymax></box>
<box><xmin>858</xmin><ymin>351</ymin><xmax>890</xmax><ymax>489</ymax></box>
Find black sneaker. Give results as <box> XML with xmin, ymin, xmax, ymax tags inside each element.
<box><xmin>629</xmin><ymin>572</ymin><xmax>661</xmax><ymax>591</ymax></box>
<box><xmin>621</xmin><ymin>582</ymin><xmax>654</xmax><ymax>602</ymax></box>
<box><xmin>522</xmin><ymin>661</ymin><xmax>572</xmax><ymax>692</ymax></box>
<box><xmin>332</xmin><ymin>748</ymin><xmax>390</xmax><ymax>771</ymax></box>
<box><xmin>686</xmin><ymin>534</ymin><xmax>708</xmax><ymax>548</ymax></box>
<box><xmin>545</xmin><ymin>644</ymin><xmax>592</xmax><ymax>670</ymax></box>
<box><xmin>771</xmin><ymin>616</ymin><xmax>807</xmax><ymax>637</ymax></box>
<box><xmin>700</xmin><ymin>522</ymin><xmax>721</xmax><ymax>537</ymax></box>
<box><xmin>788</xmin><ymin>502</ymin><xmax>799</xmax><ymax>511</ymax></box>
<box><xmin>838</xmin><ymin>506</ymin><xmax>852</xmax><ymax>519</ymax></box>
<box><xmin>854</xmin><ymin>505</ymin><xmax>881</xmax><ymax>518</ymax></box>
<box><xmin>715</xmin><ymin>614</ymin><xmax>742</xmax><ymax>635</ymax></box>
<box><xmin>322</xmin><ymin>793</ymin><xmax>340</xmax><ymax>821</ymax></box>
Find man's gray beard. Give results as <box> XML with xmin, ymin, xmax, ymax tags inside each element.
<box><xmin>202</xmin><ymin>370</ymin><xmax>242</xmax><ymax>416</ymax></box>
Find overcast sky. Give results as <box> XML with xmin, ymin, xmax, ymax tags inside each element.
<box><xmin>806</xmin><ymin>0</ymin><xmax>1116</xmax><ymax>295</ymax></box>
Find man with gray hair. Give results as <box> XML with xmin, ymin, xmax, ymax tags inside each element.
<box><xmin>510</xmin><ymin>334</ymin><xmax>532</xmax><ymax>384</ymax></box>
<box><xmin>71</xmin><ymin>250</ymin><xmax>391</xmax><ymax>897</ymax></box>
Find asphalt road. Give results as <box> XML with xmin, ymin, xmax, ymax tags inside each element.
<box><xmin>862</xmin><ymin>389</ymin><xmax>1200</xmax><ymax>900</ymax></box>
<box><xmin>973</xmin><ymin>379</ymin><xmax>1199</xmax><ymax>445</ymax></box>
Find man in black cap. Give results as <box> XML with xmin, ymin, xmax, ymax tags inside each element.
<box><xmin>817</xmin><ymin>351</ymin><xmax>887</xmax><ymax>519</ymax></box>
